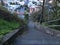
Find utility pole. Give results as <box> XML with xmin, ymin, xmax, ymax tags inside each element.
<box><xmin>40</xmin><ymin>0</ymin><xmax>45</xmax><ymax>24</ymax></box>
<box><xmin>53</xmin><ymin>0</ymin><xmax>57</xmax><ymax>18</ymax></box>
<box><xmin>55</xmin><ymin>0</ymin><xmax>57</xmax><ymax>17</ymax></box>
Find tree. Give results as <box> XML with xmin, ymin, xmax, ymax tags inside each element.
<box><xmin>1</xmin><ymin>0</ymin><xmax>4</xmax><ymax>6</ymax></box>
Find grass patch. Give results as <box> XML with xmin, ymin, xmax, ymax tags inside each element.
<box><xmin>0</xmin><ymin>18</ymin><xmax>20</xmax><ymax>35</ymax></box>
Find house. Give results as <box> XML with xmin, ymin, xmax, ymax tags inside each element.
<box><xmin>28</xmin><ymin>0</ymin><xmax>41</xmax><ymax>14</ymax></box>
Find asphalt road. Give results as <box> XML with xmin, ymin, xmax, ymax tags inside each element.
<box><xmin>13</xmin><ymin>21</ymin><xmax>60</xmax><ymax>45</ymax></box>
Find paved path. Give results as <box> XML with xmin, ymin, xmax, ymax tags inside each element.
<box><xmin>14</xmin><ymin>21</ymin><xmax>60</xmax><ymax>45</ymax></box>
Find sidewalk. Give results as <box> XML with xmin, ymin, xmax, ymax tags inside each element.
<box><xmin>34</xmin><ymin>22</ymin><xmax>60</xmax><ymax>37</ymax></box>
<box><xmin>13</xmin><ymin>21</ymin><xmax>60</xmax><ymax>45</ymax></box>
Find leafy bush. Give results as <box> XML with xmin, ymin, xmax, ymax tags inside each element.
<box><xmin>0</xmin><ymin>5</ymin><xmax>25</xmax><ymax>25</ymax></box>
<box><xmin>0</xmin><ymin>5</ymin><xmax>19</xmax><ymax>21</ymax></box>
<box><xmin>42</xmin><ymin>20</ymin><xmax>60</xmax><ymax>30</ymax></box>
<box><xmin>0</xmin><ymin>5</ymin><xmax>9</xmax><ymax>13</ymax></box>
<box><xmin>49</xmin><ymin>26</ymin><xmax>60</xmax><ymax>30</ymax></box>
<box><xmin>0</xmin><ymin>5</ymin><xmax>25</xmax><ymax>37</ymax></box>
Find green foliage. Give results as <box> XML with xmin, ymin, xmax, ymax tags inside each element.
<box><xmin>49</xmin><ymin>26</ymin><xmax>60</xmax><ymax>30</ymax></box>
<box><xmin>0</xmin><ymin>18</ymin><xmax>20</xmax><ymax>35</ymax></box>
<box><xmin>0</xmin><ymin>5</ymin><xmax>24</xmax><ymax>36</ymax></box>
<box><xmin>0</xmin><ymin>5</ymin><xmax>10</xmax><ymax>13</ymax></box>
<box><xmin>24</xmin><ymin>11</ymin><xmax>29</xmax><ymax>24</ymax></box>
<box><xmin>0</xmin><ymin>5</ymin><xmax>14</xmax><ymax>21</ymax></box>
<box><xmin>42</xmin><ymin>20</ymin><xmax>60</xmax><ymax>30</ymax></box>
<box><xmin>42</xmin><ymin>6</ymin><xmax>60</xmax><ymax>30</ymax></box>
<box><xmin>0</xmin><ymin>5</ymin><xmax>24</xmax><ymax>24</ymax></box>
<box><xmin>31</xmin><ymin>9</ymin><xmax>42</xmax><ymax>22</ymax></box>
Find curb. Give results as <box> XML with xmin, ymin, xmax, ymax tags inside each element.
<box><xmin>34</xmin><ymin>22</ymin><xmax>60</xmax><ymax>37</ymax></box>
<box><xmin>0</xmin><ymin>25</ymin><xmax>26</xmax><ymax>45</ymax></box>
